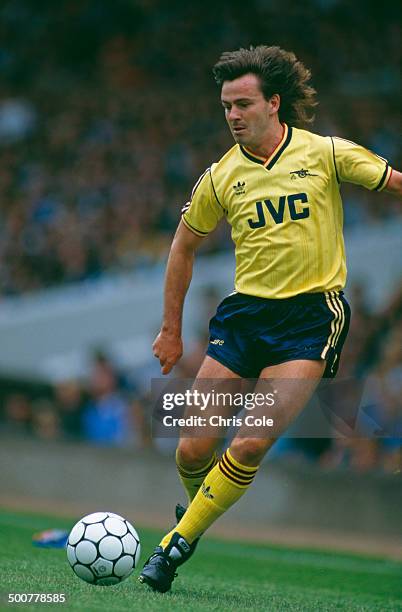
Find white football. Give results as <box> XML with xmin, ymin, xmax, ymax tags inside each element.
<box><xmin>67</xmin><ymin>512</ymin><xmax>141</xmax><ymax>586</ymax></box>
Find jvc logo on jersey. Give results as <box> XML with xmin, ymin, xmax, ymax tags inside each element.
<box><xmin>248</xmin><ymin>193</ymin><xmax>309</xmax><ymax>227</ymax></box>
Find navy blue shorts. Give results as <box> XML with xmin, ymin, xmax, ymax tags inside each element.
<box><xmin>206</xmin><ymin>291</ymin><xmax>350</xmax><ymax>378</ymax></box>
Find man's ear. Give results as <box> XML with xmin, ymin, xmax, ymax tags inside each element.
<box><xmin>268</xmin><ymin>93</ymin><xmax>281</xmax><ymax>115</ymax></box>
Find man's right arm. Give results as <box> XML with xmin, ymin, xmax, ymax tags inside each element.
<box><xmin>152</xmin><ymin>220</ymin><xmax>205</xmax><ymax>375</ymax></box>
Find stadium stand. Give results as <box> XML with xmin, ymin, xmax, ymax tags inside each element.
<box><xmin>0</xmin><ymin>0</ymin><xmax>400</xmax><ymax>295</ymax></box>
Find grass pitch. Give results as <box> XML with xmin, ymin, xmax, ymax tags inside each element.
<box><xmin>1</xmin><ymin>509</ymin><xmax>402</xmax><ymax>611</ymax></box>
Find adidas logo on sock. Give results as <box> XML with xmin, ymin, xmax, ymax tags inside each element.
<box><xmin>201</xmin><ymin>483</ymin><xmax>214</xmax><ymax>499</ymax></box>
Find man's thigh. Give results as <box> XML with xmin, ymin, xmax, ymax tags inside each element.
<box><xmin>195</xmin><ymin>355</ymin><xmax>241</xmax><ymax>379</ymax></box>
<box><xmin>257</xmin><ymin>358</ymin><xmax>326</xmax><ymax>436</ymax></box>
<box><xmin>178</xmin><ymin>356</ymin><xmax>241</xmax><ymax>464</ymax></box>
<box><xmin>230</xmin><ymin>359</ymin><xmax>325</xmax><ymax>462</ymax></box>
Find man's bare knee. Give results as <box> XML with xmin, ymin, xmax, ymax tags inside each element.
<box><xmin>230</xmin><ymin>437</ymin><xmax>273</xmax><ymax>466</ymax></box>
<box><xmin>177</xmin><ymin>438</ymin><xmax>217</xmax><ymax>470</ymax></box>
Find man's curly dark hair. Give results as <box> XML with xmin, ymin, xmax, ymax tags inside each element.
<box><xmin>213</xmin><ymin>45</ymin><xmax>317</xmax><ymax>127</ymax></box>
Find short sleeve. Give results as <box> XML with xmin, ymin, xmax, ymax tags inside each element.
<box><xmin>331</xmin><ymin>137</ymin><xmax>392</xmax><ymax>191</ymax></box>
<box><xmin>181</xmin><ymin>166</ymin><xmax>224</xmax><ymax>236</ymax></box>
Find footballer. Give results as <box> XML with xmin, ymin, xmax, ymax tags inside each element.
<box><xmin>139</xmin><ymin>45</ymin><xmax>402</xmax><ymax>592</ymax></box>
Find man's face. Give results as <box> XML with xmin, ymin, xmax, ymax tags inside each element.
<box><xmin>221</xmin><ymin>73</ymin><xmax>276</xmax><ymax>149</ymax></box>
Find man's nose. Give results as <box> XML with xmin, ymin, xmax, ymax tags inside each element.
<box><xmin>228</xmin><ymin>106</ymin><xmax>241</xmax><ymax>122</ymax></box>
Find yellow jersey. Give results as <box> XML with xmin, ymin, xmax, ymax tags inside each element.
<box><xmin>181</xmin><ymin>124</ymin><xmax>392</xmax><ymax>299</ymax></box>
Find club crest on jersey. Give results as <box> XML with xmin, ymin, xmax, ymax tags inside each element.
<box><xmin>233</xmin><ymin>180</ymin><xmax>246</xmax><ymax>195</ymax></box>
<box><xmin>290</xmin><ymin>168</ymin><xmax>317</xmax><ymax>180</ymax></box>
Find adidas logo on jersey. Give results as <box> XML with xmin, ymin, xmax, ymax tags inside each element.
<box><xmin>233</xmin><ymin>180</ymin><xmax>246</xmax><ymax>195</ymax></box>
<box><xmin>210</xmin><ymin>338</ymin><xmax>224</xmax><ymax>345</ymax></box>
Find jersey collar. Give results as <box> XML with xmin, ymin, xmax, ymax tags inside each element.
<box><xmin>240</xmin><ymin>124</ymin><xmax>293</xmax><ymax>170</ymax></box>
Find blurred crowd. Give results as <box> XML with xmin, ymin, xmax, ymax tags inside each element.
<box><xmin>1</xmin><ymin>282</ymin><xmax>401</xmax><ymax>474</ymax></box>
<box><xmin>0</xmin><ymin>0</ymin><xmax>401</xmax><ymax>296</ymax></box>
<box><xmin>1</xmin><ymin>350</ymin><xmax>151</xmax><ymax>449</ymax></box>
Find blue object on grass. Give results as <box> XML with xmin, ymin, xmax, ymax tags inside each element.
<box><xmin>32</xmin><ymin>529</ymin><xmax>69</xmax><ymax>548</ymax></box>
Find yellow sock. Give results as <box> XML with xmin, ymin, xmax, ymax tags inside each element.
<box><xmin>160</xmin><ymin>448</ymin><xmax>258</xmax><ymax>548</ymax></box>
<box><xmin>176</xmin><ymin>450</ymin><xmax>218</xmax><ymax>503</ymax></box>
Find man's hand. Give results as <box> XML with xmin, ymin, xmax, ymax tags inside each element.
<box><xmin>385</xmin><ymin>169</ymin><xmax>402</xmax><ymax>197</ymax></box>
<box><xmin>153</xmin><ymin>330</ymin><xmax>183</xmax><ymax>375</ymax></box>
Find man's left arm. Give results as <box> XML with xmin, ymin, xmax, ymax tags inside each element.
<box><xmin>384</xmin><ymin>169</ymin><xmax>402</xmax><ymax>197</ymax></box>
<box><xmin>331</xmin><ymin>137</ymin><xmax>398</xmax><ymax>194</ymax></box>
